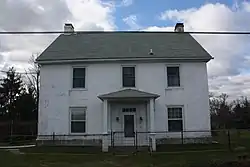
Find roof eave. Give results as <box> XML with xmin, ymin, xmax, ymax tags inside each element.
<box><xmin>35</xmin><ymin>35</ymin><xmax>62</xmax><ymax>63</ymax></box>
<box><xmin>98</xmin><ymin>95</ymin><xmax>160</xmax><ymax>101</ymax></box>
<box><xmin>37</xmin><ymin>57</ymin><xmax>213</xmax><ymax>65</ymax></box>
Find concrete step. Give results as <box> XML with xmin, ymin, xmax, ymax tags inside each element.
<box><xmin>109</xmin><ymin>146</ymin><xmax>149</xmax><ymax>152</ymax></box>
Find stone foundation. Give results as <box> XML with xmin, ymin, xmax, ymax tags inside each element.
<box><xmin>36</xmin><ymin>139</ymin><xmax>102</xmax><ymax>146</ymax></box>
<box><xmin>156</xmin><ymin>137</ymin><xmax>213</xmax><ymax>145</ymax></box>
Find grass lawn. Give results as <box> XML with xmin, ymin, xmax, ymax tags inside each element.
<box><xmin>1</xmin><ymin>130</ymin><xmax>250</xmax><ymax>166</ymax></box>
<box><xmin>20</xmin><ymin>144</ymin><xmax>228</xmax><ymax>154</ymax></box>
<box><xmin>1</xmin><ymin>148</ymin><xmax>249</xmax><ymax>167</ymax></box>
<box><xmin>156</xmin><ymin>143</ymin><xmax>228</xmax><ymax>152</ymax></box>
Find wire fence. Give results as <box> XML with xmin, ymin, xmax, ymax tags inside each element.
<box><xmin>0</xmin><ymin>121</ymin><xmax>37</xmax><ymax>135</ymax></box>
<box><xmin>36</xmin><ymin>134</ymin><xmax>103</xmax><ymax>147</ymax></box>
<box><xmin>0</xmin><ymin>121</ymin><xmax>37</xmax><ymax>146</ymax></box>
<box><xmin>1</xmin><ymin>129</ymin><xmax>250</xmax><ymax>153</ymax></box>
<box><xmin>109</xmin><ymin>129</ymin><xmax>250</xmax><ymax>152</ymax></box>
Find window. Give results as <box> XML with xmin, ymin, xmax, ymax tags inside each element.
<box><xmin>122</xmin><ymin>108</ymin><xmax>136</xmax><ymax>112</ymax></box>
<box><xmin>168</xmin><ymin>107</ymin><xmax>183</xmax><ymax>132</ymax></box>
<box><xmin>167</xmin><ymin>66</ymin><xmax>180</xmax><ymax>87</ymax></box>
<box><xmin>73</xmin><ymin>68</ymin><xmax>86</xmax><ymax>88</ymax></box>
<box><xmin>122</xmin><ymin>66</ymin><xmax>135</xmax><ymax>87</ymax></box>
<box><xmin>70</xmin><ymin>107</ymin><xmax>86</xmax><ymax>133</ymax></box>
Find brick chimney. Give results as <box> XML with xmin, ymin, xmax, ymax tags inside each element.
<box><xmin>174</xmin><ymin>23</ymin><xmax>184</xmax><ymax>32</ymax></box>
<box><xmin>64</xmin><ymin>23</ymin><xmax>74</xmax><ymax>35</ymax></box>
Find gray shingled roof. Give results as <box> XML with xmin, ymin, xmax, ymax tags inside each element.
<box><xmin>98</xmin><ymin>89</ymin><xmax>160</xmax><ymax>100</ymax></box>
<box><xmin>36</xmin><ymin>32</ymin><xmax>213</xmax><ymax>62</ymax></box>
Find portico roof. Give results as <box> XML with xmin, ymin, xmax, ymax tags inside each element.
<box><xmin>98</xmin><ymin>89</ymin><xmax>160</xmax><ymax>100</ymax></box>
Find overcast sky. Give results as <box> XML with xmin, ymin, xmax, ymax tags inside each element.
<box><xmin>0</xmin><ymin>0</ymin><xmax>250</xmax><ymax>100</ymax></box>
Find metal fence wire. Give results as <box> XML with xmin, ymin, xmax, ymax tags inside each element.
<box><xmin>0</xmin><ymin>121</ymin><xmax>37</xmax><ymax>136</ymax></box>
<box><xmin>1</xmin><ymin>129</ymin><xmax>250</xmax><ymax>152</ymax></box>
<box><xmin>37</xmin><ymin>134</ymin><xmax>103</xmax><ymax>146</ymax></box>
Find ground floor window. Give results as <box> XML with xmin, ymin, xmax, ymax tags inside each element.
<box><xmin>70</xmin><ymin>107</ymin><xmax>86</xmax><ymax>133</ymax></box>
<box><xmin>167</xmin><ymin>107</ymin><xmax>183</xmax><ymax>132</ymax></box>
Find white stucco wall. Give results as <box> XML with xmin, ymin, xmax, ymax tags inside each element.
<box><xmin>38</xmin><ymin>62</ymin><xmax>210</xmax><ymax>137</ymax></box>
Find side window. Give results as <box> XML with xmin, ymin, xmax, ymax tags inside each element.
<box><xmin>167</xmin><ymin>66</ymin><xmax>180</xmax><ymax>87</ymax></box>
<box><xmin>122</xmin><ymin>66</ymin><xmax>135</xmax><ymax>87</ymax></box>
<box><xmin>167</xmin><ymin>107</ymin><xmax>183</xmax><ymax>132</ymax></box>
<box><xmin>73</xmin><ymin>68</ymin><xmax>86</xmax><ymax>88</ymax></box>
<box><xmin>70</xmin><ymin>107</ymin><xmax>86</xmax><ymax>133</ymax></box>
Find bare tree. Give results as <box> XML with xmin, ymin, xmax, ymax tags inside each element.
<box><xmin>25</xmin><ymin>53</ymin><xmax>40</xmax><ymax>112</ymax></box>
<box><xmin>210</xmin><ymin>93</ymin><xmax>236</xmax><ymax>129</ymax></box>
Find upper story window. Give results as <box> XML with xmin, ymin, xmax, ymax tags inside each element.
<box><xmin>73</xmin><ymin>68</ymin><xmax>86</xmax><ymax>88</ymax></box>
<box><xmin>122</xmin><ymin>66</ymin><xmax>135</xmax><ymax>87</ymax></box>
<box><xmin>167</xmin><ymin>66</ymin><xmax>180</xmax><ymax>87</ymax></box>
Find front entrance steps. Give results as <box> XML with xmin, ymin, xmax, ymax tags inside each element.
<box><xmin>109</xmin><ymin>146</ymin><xmax>149</xmax><ymax>153</ymax></box>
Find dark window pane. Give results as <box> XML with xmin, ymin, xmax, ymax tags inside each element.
<box><xmin>167</xmin><ymin>67</ymin><xmax>180</xmax><ymax>87</ymax></box>
<box><xmin>73</xmin><ymin>78</ymin><xmax>85</xmax><ymax>88</ymax></box>
<box><xmin>71</xmin><ymin>110</ymin><xmax>86</xmax><ymax>120</ymax></box>
<box><xmin>73</xmin><ymin>68</ymin><xmax>85</xmax><ymax>88</ymax></box>
<box><xmin>73</xmin><ymin>68</ymin><xmax>85</xmax><ymax>78</ymax></box>
<box><xmin>168</xmin><ymin>120</ymin><xmax>183</xmax><ymax>132</ymax></box>
<box><xmin>123</xmin><ymin>78</ymin><xmax>135</xmax><ymax>87</ymax></box>
<box><xmin>168</xmin><ymin>76</ymin><xmax>180</xmax><ymax>86</ymax></box>
<box><xmin>168</xmin><ymin>108</ymin><xmax>182</xmax><ymax>119</ymax></box>
<box><xmin>122</xmin><ymin>108</ymin><xmax>136</xmax><ymax>112</ymax></box>
<box><xmin>71</xmin><ymin>122</ymin><xmax>86</xmax><ymax>133</ymax></box>
<box><xmin>122</xmin><ymin>67</ymin><xmax>135</xmax><ymax>87</ymax></box>
<box><xmin>123</xmin><ymin>67</ymin><xmax>135</xmax><ymax>76</ymax></box>
<box><xmin>167</xmin><ymin>67</ymin><xmax>179</xmax><ymax>75</ymax></box>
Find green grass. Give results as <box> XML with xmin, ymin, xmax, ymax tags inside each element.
<box><xmin>20</xmin><ymin>144</ymin><xmax>227</xmax><ymax>155</ymax></box>
<box><xmin>0</xmin><ymin>135</ymin><xmax>36</xmax><ymax>146</ymax></box>
<box><xmin>210</xmin><ymin>129</ymin><xmax>250</xmax><ymax>151</ymax></box>
<box><xmin>156</xmin><ymin>143</ymin><xmax>227</xmax><ymax>152</ymax></box>
<box><xmin>22</xmin><ymin>146</ymin><xmax>102</xmax><ymax>153</ymax></box>
<box><xmin>1</xmin><ymin>149</ymin><xmax>249</xmax><ymax>167</ymax></box>
<box><xmin>1</xmin><ymin>130</ymin><xmax>250</xmax><ymax>166</ymax></box>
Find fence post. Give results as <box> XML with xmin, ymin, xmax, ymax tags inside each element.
<box><xmin>135</xmin><ymin>131</ymin><xmax>138</xmax><ymax>151</ymax></box>
<box><xmin>227</xmin><ymin>130</ymin><xmax>231</xmax><ymax>151</ymax></box>
<box><xmin>52</xmin><ymin>132</ymin><xmax>55</xmax><ymax>144</ymax></box>
<box><xmin>111</xmin><ymin>131</ymin><xmax>114</xmax><ymax>148</ymax></box>
<box><xmin>181</xmin><ymin>130</ymin><xmax>184</xmax><ymax>144</ymax></box>
<box><xmin>10</xmin><ymin>120</ymin><xmax>13</xmax><ymax>143</ymax></box>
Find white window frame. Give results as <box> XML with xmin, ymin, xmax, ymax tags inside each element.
<box><xmin>166</xmin><ymin>105</ymin><xmax>184</xmax><ymax>132</ymax></box>
<box><xmin>120</xmin><ymin>65</ymin><xmax>137</xmax><ymax>88</ymax></box>
<box><xmin>71</xmin><ymin>66</ymin><xmax>88</xmax><ymax>90</ymax></box>
<box><xmin>165</xmin><ymin>64</ymin><xmax>181</xmax><ymax>88</ymax></box>
<box><xmin>69</xmin><ymin>107</ymin><xmax>87</xmax><ymax>134</ymax></box>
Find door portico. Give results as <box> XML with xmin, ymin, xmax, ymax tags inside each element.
<box><xmin>98</xmin><ymin>89</ymin><xmax>160</xmax><ymax>152</ymax></box>
<box><xmin>110</xmin><ymin>103</ymin><xmax>146</xmax><ymax>146</ymax></box>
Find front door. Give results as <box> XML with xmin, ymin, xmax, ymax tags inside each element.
<box><xmin>111</xmin><ymin>104</ymin><xmax>148</xmax><ymax>146</ymax></box>
<box><xmin>124</xmin><ymin>115</ymin><xmax>135</xmax><ymax>137</ymax></box>
<box><xmin>122</xmin><ymin>108</ymin><xmax>136</xmax><ymax>146</ymax></box>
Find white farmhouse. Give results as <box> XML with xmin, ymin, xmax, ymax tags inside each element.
<box><xmin>36</xmin><ymin>23</ymin><xmax>213</xmax><ymax>152</ymax></box>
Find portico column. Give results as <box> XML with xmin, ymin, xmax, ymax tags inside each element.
<box><xmin>149</xmin><ymin>98</ymin><xmax>156</xmax><ymax>151</ymax></box>
<box><xmin>103</xmin><ymin>99</ymin><xmax>108</xmax><ymax>133</ymax></box>
<box><xmin>149</xmin><ymin>98</ymin><xmax>155</xmax><ymax>132</ymax></box>
<box><xmin>102</xmin><ymin>99</ymin><xmax>109</xmax><ymax>152</ymax></box>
